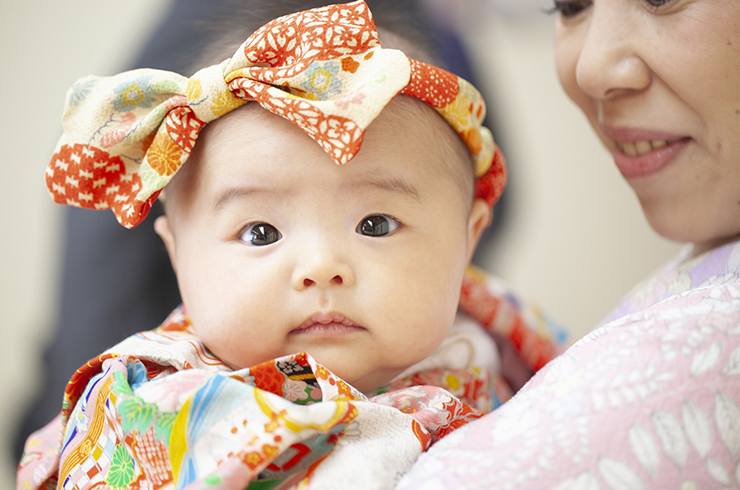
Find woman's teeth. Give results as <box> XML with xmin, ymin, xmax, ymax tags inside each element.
<box><xmin>616</xmin><ymin>140</ymin><xmax>669</xmax><ymax>157</ymax></box>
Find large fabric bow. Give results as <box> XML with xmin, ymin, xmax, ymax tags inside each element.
<box><xmin>45</xmin><ymin>0</ymin><xmax>506</xmax><ymax>228</ymax></box>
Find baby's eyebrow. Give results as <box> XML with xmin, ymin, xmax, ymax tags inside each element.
<box><xmin>211</xmin><ymin>186</ymin><xmax>276</xmax><ymax>213</ymax></box>
<box><xmin>348</xmin><ymin>176</ymin><xmax>422</xmax><ymax>203</ymax></box>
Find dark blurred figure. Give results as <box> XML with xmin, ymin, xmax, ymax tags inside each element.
<box><xmin>14</xmin><ymin>0</ymin><xmax>507</xmax><ymax>461</ymax></box>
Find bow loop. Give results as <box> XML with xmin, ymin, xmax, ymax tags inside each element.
<box><xmin>58</xmin><ymin>70</ymin><xmax>188</xmax><ymax>163</ymax></box>
<box><xmin>228</xmin><ymin>0</ymin><xmax>380</xmax><ymax>83</ymax></box>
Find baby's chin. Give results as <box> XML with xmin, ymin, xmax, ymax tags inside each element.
<box><xmin>218</xmin><ymin>350</ymin><xmax>407</xmax><ymax>395</ymax></box>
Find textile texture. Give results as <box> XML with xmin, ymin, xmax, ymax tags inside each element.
<box><xmin>44</xmin><ymin>0</ymin><xmax>505</xmax><ymax>229</ymax></box>
<box><xmin>397</xmin><ymin>240</ymin><xmax>740</xmax><ymax>489</ymax></box>
<box><xmin>17</xmin><ymin>267</ymin><xmax>567</xmax><ymax>489</ymax></box>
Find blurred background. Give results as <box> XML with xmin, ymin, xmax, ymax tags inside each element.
<box><xmin>0</xmin><ymin>0</ymin><xmax>681</xmax><ymax>486</ymax></box>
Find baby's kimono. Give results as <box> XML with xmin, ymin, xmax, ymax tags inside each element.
<box><xmin>17</xmin><ymin>267</ymin><xmax>567</xmax><ymax>490</ymax></box>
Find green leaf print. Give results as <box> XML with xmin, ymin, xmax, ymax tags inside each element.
<box><xmin>119</xmin><ymin>396</ymin><xmax>156</xmax><ymax>435</ymax></box>
<box><xmin>154</xmin><ymin>79</ymin><xmax>182</xmax><ymax>94</ymax></box>
<box><xmin>370</xmin><ymin>68</ymin><xmax>386</xmax><ymax>87</ymax></box>
<box><xmin>106</xmin><ymin>444</ymin><xmax>136</xmax><ymax>488</ymax></box>
<box><xmin>155</xmin><ymin>411</ymin><xmax>177</xmax><ymax>442</ymax></box>
<box><xmin>111</xmin><ymin>370</ymin><xmax>134</xmax><ymax>398</ymax></box>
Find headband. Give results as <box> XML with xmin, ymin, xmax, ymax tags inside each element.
<box><xmin>45</xmin><ymin>1</ymin><xmax>506</xmax><ymax>228</ymax></box>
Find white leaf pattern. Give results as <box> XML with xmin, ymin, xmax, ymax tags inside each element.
<box><xmin>628</xmin><ymin>424</ymin><xmax>660</xmax><ymax>477</ymax></box>
<box><xmin>652</xmin><ymin>411</ymin><xmax>688</xmax><ymax>469</ymax></box>
<box><xmin>715</xmin><ymin>391</ymin><xmax>740</xmax><ymax>456</ymax></box>
<box><xmin>691</xmin><ymin>340</ymin><xmax>723</xmax><ymax>377</ymax></box>
<box><xmin>681</xmin><ymin>400</ymin><xmax>713</xmax><ymax>458</ymax></box>
<box><xmin>552</xmin><ymin>471</ymin><xmax>601</xmax><ymax>490</ymax></box>
<box><xmin>721</xmin><ymin>344</ymin><xmax>740</xmax><ymax>376</ymax></box>
<box><xmin>598</xmin><ymin>458</ymin><xmax>645</xmax><ymax>490</ymax></box>
<box><xmin>707</xmin><ymin>458</ymin><xmax>731</xmax><ymax>484</ymax></box>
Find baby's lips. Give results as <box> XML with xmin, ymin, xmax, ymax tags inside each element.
<box><xmin>292</xmin><ymin>311</ymin><xmax>365</xmax><ymax>332</ymax></box>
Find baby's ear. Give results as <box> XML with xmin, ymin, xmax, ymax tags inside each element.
<box><xmin>154</xmin><ymin>215</ymin><xmax>178</xmax><ymax>273</ymax></box>
<box><xmin>466</xmin><ymin>198</ymin><xmax>491</xmax><ymax>263</ymax></box>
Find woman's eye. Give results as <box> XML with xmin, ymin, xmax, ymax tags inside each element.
<box><xmin>546</xmin><ymin>1</ymin><xmax>591</xmax><ymax>18</ymax></box>
<box><xmin>356</xmin><ymin>215</ymin><xmax>401</xmax><ymax>237</ymax></box>
<box><xmin>240</xmin><ymin>223</ymin><xmax>282</xmax><ymax>246</ymax></box>
<box><xmin>643</xmin><ymin>0</ymin><xmax>674</xmax><ymax>11</ymax></box>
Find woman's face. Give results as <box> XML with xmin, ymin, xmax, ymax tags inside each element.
<box><xmin>554</xmin><ymin>0</ymin><xmax>740</xmax><ymax>252</ymax></box>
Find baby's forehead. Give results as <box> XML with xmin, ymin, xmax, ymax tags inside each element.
<box><xmin>205</xmin><ymin>95</ymin><xmax>463</xmax><ymax>157</ymax></box>
<box><xmin>166</xmin><ymin>95</ymin><xmax>473</xmax><ymax>217</ymax></box>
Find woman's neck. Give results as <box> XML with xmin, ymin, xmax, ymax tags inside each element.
<box><xmin>691</xmin><ymin>232</ymin><xmax>740</xmax><ymax>258</ymax></box>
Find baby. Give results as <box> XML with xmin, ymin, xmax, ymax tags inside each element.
<box><xmin>19</xmin><ymin>2</ymin><xmax>563</xmax><ymax>489</ymax></box>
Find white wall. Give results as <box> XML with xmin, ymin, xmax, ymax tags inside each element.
<box><xmin>0</xmin><ymin>1</ymin><xmax>173</xmax><ymax>487</ymax></box>
<box><xmin>0</xmin><ymin>1</ymin><xmax>681</xmax><ymax>487</ymax></box>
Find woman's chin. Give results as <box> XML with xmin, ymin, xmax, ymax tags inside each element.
<box><xmin>640</xmin><ymin>199</ymin><xmax>740</xmax><ymax>252</ymax></box>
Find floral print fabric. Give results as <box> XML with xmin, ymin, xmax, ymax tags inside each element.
<box><xmin>17</xmin><ymin>267</ymin><xmax>568</xmax><ymax>489</ymax></box>
<box><xmin>44</xmin><ymin>0</ymin><xmax>505</xmax><ymax>229</ymax></box>
<box><xmin>398</xmin><ymin>240</ymin><xmax>740</xmax><ymax>489</ymax></box>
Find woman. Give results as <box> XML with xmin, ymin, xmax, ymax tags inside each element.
<box><xmin>399</xmin><ymin>1</ymin><xmax>740</xmax><ymax>488</ymax></box>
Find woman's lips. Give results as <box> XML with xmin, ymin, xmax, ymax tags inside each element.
<box><xmin>290</xmin><ymin>312</ymin><xmax>366</xmax><ymax>336</ymax></box>
<box><xmin>601</xmin><ymin>126</ymin><xmax>691</xmax><ymax>179</ymax></box>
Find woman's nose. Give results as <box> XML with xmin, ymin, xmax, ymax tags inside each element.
<box><xmin>291</xmin><ymin>246</ymin><xmax>356</xmax><ymax>291</ymax></box>
<box><xmin>574</xmin><ymin>8</ymin><xmax>652</xmax><ymax>100</ymax></box>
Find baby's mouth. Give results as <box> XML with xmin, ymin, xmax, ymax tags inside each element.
<box><xmin>290</xmin><ymin>312</ymin><xmax>366</xmax><ymax>336</ymax></box>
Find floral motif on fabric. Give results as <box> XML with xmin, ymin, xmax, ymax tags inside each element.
<box><xmin>112</xmin><ymin>75</ymin><xmax>158</xmax><ymax>112</ymax></box>
<box><xmin>300</xmin><ymin>61</ymin><xmax>343</xmax><ymax>100</ymax></box>
<box><xmin>146</xmin><ymin>132</ymin><xmax>182</xmax><ymax>177</ymax></box>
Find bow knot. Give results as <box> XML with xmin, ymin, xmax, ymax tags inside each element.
<box><xmin>45</xmin><ymin>0</ymin><xmax>505</xmax><ymax>229</ymax></box>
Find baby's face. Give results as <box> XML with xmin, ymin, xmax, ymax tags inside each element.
<box><xmin>156</xmin><ymin>97</ymin><xmax>489</xmax><ymax>392</ymax></box>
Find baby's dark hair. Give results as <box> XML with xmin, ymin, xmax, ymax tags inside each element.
<box><xmin>188</xmin><ymin>0</ymin><xmax>441</xmax><ymax>76</ymax></box>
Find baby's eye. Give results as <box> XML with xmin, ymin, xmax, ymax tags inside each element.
<box><xmin>356</xmin><ymin>215</ymin><xmax>401</xmax><ymax>237</ymax></box>
<box><xmin>240</xmin><ymin>222</ymin><xmax>282</xmax><ymax>246</ymax></box>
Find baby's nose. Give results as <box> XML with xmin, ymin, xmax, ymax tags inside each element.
<box><xmin>291</xmin><ymin>250</ymin><xmax>356</xmax><ymax>291</ymax></box>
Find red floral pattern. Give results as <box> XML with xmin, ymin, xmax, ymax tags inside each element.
<box><xmin>402</xmin><ymin>58</ymin><xmax>459</xmax><ymax>109</ymax></box>
<box><xmin>164</xmin><ymin>106</ymin><xmax>205</xmax><ymax>153</ymax></box>
<box><xmin>250</xmin><ymin>360</ymin><xmax>285</xmax><ymax>397</ymax></box>
<box><xmin>242</xmin><ymin>1</ymin><xmax>379</xmax><ymax>82</ymax></box>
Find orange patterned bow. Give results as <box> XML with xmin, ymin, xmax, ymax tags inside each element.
<box><xmin>45</xmin><ymin>1</ymin><xmax>506</xmax><ymax>228</ymax></box>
